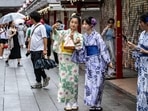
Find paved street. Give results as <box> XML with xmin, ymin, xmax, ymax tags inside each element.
<box><xmin>0</xmin><ymin>49</ymin><xmax>136</xmax><ymax>111</ymax></box>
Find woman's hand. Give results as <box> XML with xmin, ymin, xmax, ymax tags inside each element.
<box><xmin>75</xmin><ymin>37</ymin><xmax>80</xmax><ymax>44</ymax></box>
<box><xmin>139</xmin><ymin>48</ymin><xmax>148</xmax><ymax>54</ymax></box>
<box><xmin>108</xmin><ymin>62</ymin><xmax>114</xmax><ymax>69</ymax></box>
<box><xmin>127</xmin><ymin>41</ymin><xmax>136</xmax><ymax>49</ymax></box>
<box><xmin>52</xmin><ymin>23</ymin><xmax>60</xmax><ymax>30</ymax></box>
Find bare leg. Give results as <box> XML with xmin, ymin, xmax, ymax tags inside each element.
<box><xmin>17</xmin><ymin>58</ymin><xmax>22</xmax><ymax>67</ymax></box>
<box><xmin>0</xmin><ymin>44</ymin><xmax>3</xmax><ymax>57</ymax></box>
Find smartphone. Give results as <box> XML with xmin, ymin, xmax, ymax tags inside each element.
<box><xmin>122</xmin><ymin>35</ymin><xmax>128</xmax><ymax>42</ymax></box>
<box><xmin>135</xmin><ymin>47</ymin><xmax>141</xmax><ymax>51</ymax></box>
<box><xmin>57</xmin><ymin>24</ymin><xmax>65</xmax><ymax>30</ymax></box>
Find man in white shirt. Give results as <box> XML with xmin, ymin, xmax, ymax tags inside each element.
<box><xmin>27</xmin><ymin>11</ymin><xmax>50</xmax><ymax>89</ymax></box>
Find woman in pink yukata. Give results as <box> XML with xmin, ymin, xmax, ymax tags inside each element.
<box><xmin>82</xmin><ymin>16</ymin><xmax>113</xmax><ymax>111</ymax></box>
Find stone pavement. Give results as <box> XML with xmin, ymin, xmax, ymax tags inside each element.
<box><xmin>0</xmin><ymin>48</ymin><xmax>136</xmax><ymax>111</ymax></box>
<box><xmin>106</xmin><ymin>69</ymin><xmax>137</xmax><ymax>98</ymax></box>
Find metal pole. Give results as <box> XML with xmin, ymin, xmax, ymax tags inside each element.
<box><xmin>116</xmin><ymin>0</ymin><xmax>123</xmax><ymax>79</ymax></box>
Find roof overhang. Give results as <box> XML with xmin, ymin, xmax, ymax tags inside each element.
<box><xmin>60</xmin><ymin>0</ymin><xmax>103</xmax><ymax>8</ymax></box>
<box><xmin>38</xmin><ymin>3</ymin><xmax>100</xmax><ymax>14</ymax></box>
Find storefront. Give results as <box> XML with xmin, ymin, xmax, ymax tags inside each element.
<box><xmin>0</xmin><ymin>0</ymin><xmax>24</xmax><ymax>17</ymax></box>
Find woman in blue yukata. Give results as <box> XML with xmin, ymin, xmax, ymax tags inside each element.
<box><xmin>81</xmin><ymin>16</ymin><xmax>113</xmax><ymax>111</ymax></box>
<box><xmin>128</xmin><ymin>12</ymin><xmax>148</xmax><ymax>111</ymax></box>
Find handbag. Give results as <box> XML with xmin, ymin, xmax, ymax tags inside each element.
<box><xmin>35</xmin><ymin>57</ymin><xmax>57</xmax><ymax>70</ymax></box>
<box><xmin>63</xmin><ymin>36</ymin><xmax>75</xmax><ymax>50</ymax></box>
<box><xmin>71</xmin><ymin>47</ymin><xmax>86</xmax><ymax>64</ymax></box>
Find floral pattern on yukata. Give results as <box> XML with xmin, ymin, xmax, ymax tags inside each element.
<box><xmin>132</xmin><ymin>31</ymin><xmax>148</xmax><ymax>111</ymax></box>
<box><xmin>83</xmin><ymin>30</ymin><xmax>110</xmax><ymax>106</ymax></box>
<box><xmin>57</xmin><ymin>54</ymin><xmax>79</xmax><ymax>103</ymax></box>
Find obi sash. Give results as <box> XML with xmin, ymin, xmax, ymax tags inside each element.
<box><xmin>61</xmin><ymin>42</ymin><xmax>74</xmax><ymax>54</ymax></box>
<box><xmin>140</xmin><ymin>44</ymin><xmax>148</xmax><ymax>56</ymax></box>
<box><xmin>85</xmin><ymin>45</ymin><xmax>99</xmax><ymax>56</ymax></box>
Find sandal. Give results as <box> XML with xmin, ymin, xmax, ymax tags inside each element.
<box><xmin>72</xmin><ymin>102</ymin><xmax>79</xmax><ymax>110</ymax></box>
<box><xmin>89</xmin><ymin>107</ymin><xmax>96</xmax><ymax>111</ymax></box>
<box><xmin>64</xmin><ymin>103</ymin><xmax>72</xmax><ymax>111</ymax></box>
<box><xmin>95</xmin><ymin>107</ymin><xmax>103</xmax><ymax>111</ymax></box>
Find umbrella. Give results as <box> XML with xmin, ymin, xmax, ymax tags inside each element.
<box><xmin>35</xmin><ymin>58</ymin><xmax>57</xmax><ymax>70</ymax></box>
<box><xmin>0</xmin><ymin>12</ymin><xmax>26</xmax><ymax>24</ymax></box>
<box><xmin>14</xmin><ymin>19</ymin><xmax>25</xmax><ymax>25</ymax></box>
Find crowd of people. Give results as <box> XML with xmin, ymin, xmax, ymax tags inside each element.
<box><xmin>0</xmin><ymin>11</ymin><xmax>148</xmax><ymax>111</ymax></box>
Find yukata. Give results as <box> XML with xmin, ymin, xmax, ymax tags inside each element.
<box><xmin>83</xmin><ymin>30</ymin><xmax>110</xmax><ymax>107</ymax></box>
<box><xmin>52</xmin><ymin>29</ymin><xmax>83</xmax><ymax>103</ymax></box>
<box><xmin>132</xmin><ymin>31</ymin><xmax>148</xmax><ymax>111</ymax></box>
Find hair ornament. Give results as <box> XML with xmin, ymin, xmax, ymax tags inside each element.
<box><xmin>71</xmin><ymin>13</ymin><xmax>76</xmax><ymax>17</ymax></box>
<box><xmin>91</xmin><ymin>18</ymin><xmax>97</xmax><ymax>26</ymax></box>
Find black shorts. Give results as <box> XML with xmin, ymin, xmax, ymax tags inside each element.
<box><xmin>0</xmin><ymin>39</ymin><xmax>8</xmax><ymax>44</ymax></box>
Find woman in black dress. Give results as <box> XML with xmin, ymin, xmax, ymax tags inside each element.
<box><xmin>5</xmin><ymin>21</ymin><xmax>22</xmax><ymax>67</ymax></box>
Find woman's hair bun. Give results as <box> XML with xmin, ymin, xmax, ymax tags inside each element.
<box><xmin>70</xmin><ymin>13</ymin><xmax>81</xmax><ymax>24</ymax></box>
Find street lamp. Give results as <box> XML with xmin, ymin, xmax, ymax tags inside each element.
<box><xmin>26</xmin><ymin>0</ymin><xmax>30</xmax><ymax>4</ymax></box>
<box><xmin>23</xmin><ymin>3</ymin><xmax>27</xmax><ymax>8</ymax></box>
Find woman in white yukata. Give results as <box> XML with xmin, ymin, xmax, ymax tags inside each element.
<box><xmin>128</xmin><ymin>12</ymin><xmax>148</xmax><ymax>111</ymax></box>
<box><xmin>82</xmin><ymin>16</ymin><xmax>113</xmax><ymax>111</ymax></box>
<box><xmin>52</xmin><ymin>14</ymin><xmax>83</xmax><ymax>111</ymax></box>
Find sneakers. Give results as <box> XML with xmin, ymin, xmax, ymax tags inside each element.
<box><xmin>31</xmin><ymin>82</ymin><xmax>42</xmax><ymax>89</ymax></box>
<box><xmin>72</xmin><ymin>102</ymin><xmax>79</xmax><ymax>110</ymax></box>
<box><xmin>31</xmin><ymin>77</ymin><xmax>50</xmax><ymax>89</ymax></box>
<box><xmin>43</xmin><ymin>77</ymin><xmax>50</xmax><ymax>87</ymax></box>
<box><xmin>64</xmin><ymin>103</ymin><xmax>72</xmax><ymax>111</ymax></box>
